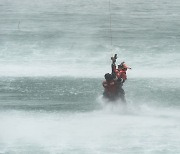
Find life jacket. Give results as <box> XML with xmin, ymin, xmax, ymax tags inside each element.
<box><xmin>102</xmin><ymin>80</ymin><xmax>117</xmax><ymax>95</ymax></box>
<box><xmin>120</xmin><ymin>69</ymin><xmax>126</xmax><ymax>74</ymax></box>
<box><xmin>120</xmin><ymin>71</ymin><xmax>127</xmax><ymax>80</ymax></box>
<box><xmin>120</xmin><ymin>65</ymin><xmax>128</xmax><ymax>80</ymax></box>
<box><xmin>114</xmin><ymin>69</ymin><xmax>122</xmax><ymax>79</ymax></box>
<box><xmin>114</xmin><ymin>69</ymin><xmax>127</xmax><ymax>80</ymax></box>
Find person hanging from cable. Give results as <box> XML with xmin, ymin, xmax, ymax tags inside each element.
<box><xmin>111</xmin><ymin>54</ymin><xmax>122</xmax><ymax>82</ymax></box>
<box><xmin>111</xmin><ymin>54</ymin><xmax>131</xmax><ymax>83</ymax></box>
<box><xmin>102</xmin><ymin>54</ymin><xmax>127</xmax><ymax>102</ymax></box>
<box><xmin>110</xmin><ymin>54</ymin><xmax>125</xmax><ymax>96</ymax></box>
<box><xmin>117</xmin><ymin>61</ymin><xmax>132</xmax><ymax>83</ymax></box>
<box><xmin>102</xmin><ymin>72</ymin><xmax>125</xmax><ymax>102</ymax></box>
<box><xmin>102</xmin><ymin>73</ymin><xmax>117</xmax><ymax>99</ymax></box>
<box><xmin>111</xmin><ymin>54</ymin><xmax>117</xmax><ymax>79</ymax></box>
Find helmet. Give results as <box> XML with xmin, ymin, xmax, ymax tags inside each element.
<box><xmin>118</xmin><ymin>64</ymin><xmax>123</xmax><ymax>68</ymax></box>
<box><xmin>118</xmin><ymin>62</ymin><xmax>125</xmax><ymax>68</ymax></box>
<box><xmin>104</xmin><ymin>73</ymin><xmax>113</xmax><ymax>81</ymax></box>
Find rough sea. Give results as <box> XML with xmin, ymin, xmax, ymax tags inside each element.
<box><xmin>0</xmin><ymin>0</ymin><xmax>180</xmax><ymax>153</ymax></box>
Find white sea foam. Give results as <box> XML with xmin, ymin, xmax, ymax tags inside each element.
<box><xmin>1</xmin><ymin>0</ymin><xmax>180</xmax><ymax>153</ymax></box>
<box><xmin>0</xmin><ymin>105</ymin><xmax>180</xmax><ymax>153</ymax></box>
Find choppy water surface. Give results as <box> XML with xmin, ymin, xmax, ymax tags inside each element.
<box><xmin>0</xmin><ymin>0</ymin><xmax>180</xmax><ymax>153</ymax></box>
<box><xmin>0</xmin><ymin>77</ymin><xmax>179</xmax><ymax>153</ymax></box>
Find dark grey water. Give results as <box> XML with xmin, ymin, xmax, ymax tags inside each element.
<box><xmin>0</xmin><ymin>77</ymin><xmax>100</xmax><ymax>111</ymax></box>
<box><xmin>0</xmin><ymin>77</ymin><xmax>180</xmax><ymax>111</ymax></box>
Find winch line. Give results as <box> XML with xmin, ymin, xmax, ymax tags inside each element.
<box><xmin>109</xmin><ymin>0</ymin><xmax>112</xmax><ymax>47</ymax></box>
<box><xmin>109</xmin><ymin>0</ymin><xmax>113</xmax><ymax>56</ymax></box>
